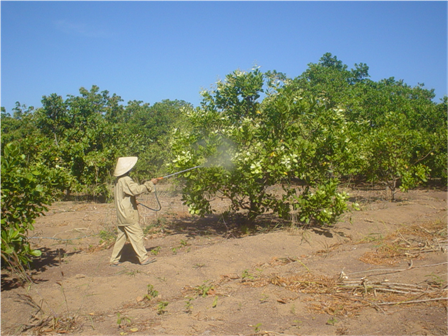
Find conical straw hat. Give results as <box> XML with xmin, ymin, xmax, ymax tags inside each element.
<box><xmin>113</xmin><ymin>157</ymin><xmax>138</xmax><ymax>177</ymax></box>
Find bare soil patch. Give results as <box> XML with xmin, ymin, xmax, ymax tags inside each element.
<box><xmin>2</xmin><ymin>185</ymin><xmax>447</xmax><ymax>335</ymax></box>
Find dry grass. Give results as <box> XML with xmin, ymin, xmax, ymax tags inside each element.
<box><xmin>238</xmin><ymin>218</ymin><xmax>447</xmax><ymax>318</ymax></box>
<box><xmin>12</xmin><ymin>294</ymin><xmax>81</xmax><ymax>335</ymax></box>
<box><xmin>268</xmin><ymin>273</ymin><xmax>336</xmax><ymax>294</ymax></box>
<box><xmin>359</xmin><ymin>219</ymin><xmax>447</xmax><ymax>266</ymax></box>
<box><xmin>239</xmin><ymin>263</ymin><xmax>447</xmax><ymax>318</ymax></box>
<box><xmin>359</xmin><ymin>246</ymin><xmax>406</xmax><ymax>265</ymax></box>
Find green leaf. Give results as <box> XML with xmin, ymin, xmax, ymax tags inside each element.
<box><xmin>30</xmin><ymin>249</ymin><xmax>42</xmax><ymax>257</ymax></box>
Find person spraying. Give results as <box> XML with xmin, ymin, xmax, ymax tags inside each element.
<box><xmin>109</xmin><ymin>156</ymin><xmax>160</xmax><ymax>266</ymax></box>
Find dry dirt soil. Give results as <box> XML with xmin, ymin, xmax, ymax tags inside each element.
<box><xmin>2</xmin><ymin>184</ymin><xmax>447</xmax><ymax>336</ymax></box>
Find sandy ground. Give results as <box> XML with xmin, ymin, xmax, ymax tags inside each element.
<box><xmin>1</xmin><ymin>184</ymin><xmax>447</xmax><ymax>335</ymax></box>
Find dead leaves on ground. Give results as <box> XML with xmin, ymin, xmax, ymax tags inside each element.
<box><xmin>238</xmin><ymin>219</ymin><xmax>447</xmax><ymax>317</ymax></box>
<box><xmin>239</xmin><ymin>264</ymin><xmax>446</xmax><ymax>317</ymax></box>
<box><xmin>13</xmin><ymin>294</ymin><xmax>81</xmax><ymax>335</ymax></box>
<box><xmin>359</xmin><ymin>219</ymin><xmax>447</xmax><ymax>266</ymax></box>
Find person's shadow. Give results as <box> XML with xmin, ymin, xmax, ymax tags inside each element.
<box><xmin>117</xmin><ymin>243</ymin><xmax>158</xmax><ymax>264</ymax></box>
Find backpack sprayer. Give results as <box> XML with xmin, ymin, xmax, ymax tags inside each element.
<box><xmin>138</xmin><ymin>165</ymin><xmax>202</xmax><ymax>211</ymax></box>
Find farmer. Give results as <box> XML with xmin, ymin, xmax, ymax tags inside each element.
<box><xmin>110</xmin><ymin>156</ymin><xmax>160</xmax><ymax>266</ymax></box>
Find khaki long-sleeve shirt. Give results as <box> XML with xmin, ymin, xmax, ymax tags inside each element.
<box><xmin>114</xmin><ymin>175</ymin><xmax>154</xmax><ymax>225</ymax></box>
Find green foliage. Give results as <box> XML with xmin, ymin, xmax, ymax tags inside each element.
<box><xmin>292</xmin><ymin>179</ymin><xmax>354</xmax><ymax>225</ymax></box>
<box><xmin>1</xmin><ymin>54</ymin><xmax>446</xmax><ymax>275</ymax></box>
<box><xmin>116</xmin><ymin>312</ymin><xmax>131</xmax><ymax>327</ymax></box>
<box><xmin>145</xmin><ymin>284</ymin><xmax>159</xmax><ymax>300</ymax></box>
<box><xmin>170</xmin><ymin>56</ymin><xmax>446</xmax><ymax>226</ymax></box>
<box><xmin>242</xmin><ymin>269</ymin><xmax>255</xmax><ymax>281</ymax></box>
<box><xmin>98</xmin><ymin>226</ymin><xmax>116</xmax><ymax>245</ymax></box>
<box><xmin>150</xmin><ymin>246</ymin><xmax>161</xmax><ymax>256</ymax></box>
<box><xmin>2</xmin><ymin>87</ymin><xmax>191</xmax><ymax>203</ymax></box>
<box><xmin>1</xmin><ymin>103</ymin><xmax>38</xmax><ymax>153</ymax></box>
<box><xmin>124</xmin><ymin>99</ymin><xmax>193</xmax><ymax>178</ymax></box>
<box><xmin>326</xmin><ymin>317</ymin><xmax>338</xmax><ymax>326</ymax></box>
<box><xmin>253</xmin><ymin>323</ymin><xmax>262</xmax><ymax>333</ymax></box>
<box><xmin>362</xmin><ymin>119</ymin><xmax>431</xmax><ymax>199</ymax></box>
<box><xmin>1</xmin><ymin>143</ymin><xmax>67</xmax><ymax>271</ymax></box>
<box><xmin>184</xmin><ymin>297</ymin><xmax>194</xmax><ymax>313</ymax></box>
<box><xmin>35</xmin><ymin>86</ymin><xmax>126</xmax><ymax>198</ymax></box>
<box><xmin>430</xmin><ymin>97</ymin><xmax>448</xmax><ymax>179</ymax></box>
<box><xmin>352</xmin><ymin>81</ymin><xmax>446</xmax><ymax>198</ymax></box>
<box><xmin>294</xmin><ymin>53</ymin><xmax>446</xmax><ymax>192</ymax></box>
<box><xmin>157</xmin><ymin>301</ymin><xmax>169</xmax><ymax>315</ymax></box>
<box><xmin>170</xmin><ymin>67</ymin><xmax>354</xmax><ymax>224</ymax></box>
<box><xmin>195</xmin><ymin>280</ymin><xmax>214</xmax><ymax>297</ymax></box>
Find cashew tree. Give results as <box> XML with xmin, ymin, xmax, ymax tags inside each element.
<box><xmin>169</xmin><ymin>68</ymin><xmax>357</xmax><ymax>225</ymax></box>
<box><xmin>1</xmin><ymin>143</ymin><xmax>68</xmax><ymax>273</ymax></box>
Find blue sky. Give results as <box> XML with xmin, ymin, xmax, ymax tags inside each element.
<box><xmin>1</xmin><ymin>1</ymin><xmax>447</xmax><ymax>113</ymax></box>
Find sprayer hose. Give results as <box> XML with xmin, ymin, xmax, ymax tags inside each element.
<box><xmin>137</xmin><ymin>184</ymin><xmax>162</xmax><ymax>211</ymax></box>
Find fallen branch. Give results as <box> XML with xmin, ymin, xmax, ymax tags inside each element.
<box><xmin>333</xmin><ymin>294</ymin><xmax>387</xmax><ymax>314</ymax></box>
<box><xmin>347</xmin><ymin>262</ymin><xmax>447</xmax><ymax>277</ymax></box>
<box><xmin>338</xmin><ymin>282</ymin><xmax>428</xmax><ymax>295</ymax></box>
<box><xmin>377</xmin><ymin>297</ymin><xmax>448</xmax><ymax>306</ymax></box>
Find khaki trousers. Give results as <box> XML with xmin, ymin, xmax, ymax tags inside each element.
<box><xmin>109</xmin><ymin>223</ymin><xmax>148</xmax><ymax>264</ymax></box>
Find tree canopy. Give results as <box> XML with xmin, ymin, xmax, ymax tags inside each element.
<box><xmin>2</xmin><ymin>53</ymin><xmax>446</xmax><ymax>271</ymax></box>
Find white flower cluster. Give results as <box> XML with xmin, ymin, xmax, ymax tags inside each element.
<box><xmin>172</xmin><ymin>150</ymin><xmax>192</xmax><ymax>165</ymax></box>
<box><xmin>233</xmin><ymin>150</ymin><xmax>254</xmax><ymax>164</ymax></box>
<box><xmin>280</xmin><ymin>152</ymin><xmax>298</xmax><ymax>171</ymax></box>
<box><xmin>234</xmin><ymin>70</ymin><xmax>245</xmax><ymax>77</ymax></box>
<box><xmin>239</xmin><ymin>117</ymin><xmax>260</xmax><ymax>130</ymax></box>
<box><xmin>249</xmin><ymin>160</ymin><xmax>263</xmax><ymax>175</ymax></box>
<box><xmin>221</xmin><ymin>125</ymin><xmax>235</xmax><ymax>137</ymax></box>
<box><xmin>232</xmin><ymin>141</ymin><xmax>266</xmax><ymax>176</ymax></box>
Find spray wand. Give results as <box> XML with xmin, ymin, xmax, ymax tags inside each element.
<box><xmin>139</xmin><ymin>165</ymin><xmax>202</xmax><ymax>211</ymax></box>
<box><xmin>156</xmin><ymin>165</ymin><xmax>202</xmax><ymax>180</ymax></box>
